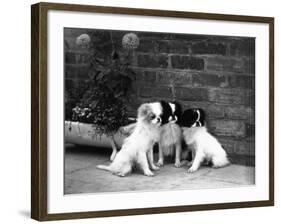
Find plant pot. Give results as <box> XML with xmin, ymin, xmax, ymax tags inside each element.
<box><xmin>65</xmin><ymin>121</ymin><xmax>127</xmax><ymax>160</ymax></box>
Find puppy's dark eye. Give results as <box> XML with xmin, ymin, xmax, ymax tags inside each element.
<box><xmin>150</xmin><ymin>114</ymin><xmax>156</xmax><ymax>120</ymax></box>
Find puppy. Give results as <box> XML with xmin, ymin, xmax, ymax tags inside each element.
<box><xmin>97</xmin><ymin>102</ymin><xmax>163</xmax><ymax>177</ymax></box>
<box><xmin>181</xmin><ymin>108</ymin><xmax>230</xmax><ymax>173</ymax></box>
<box><xmin>157</xmin><ymin>101</ymin><xmax>183</xmax><ymax>167</ymax></box>
<box><xmin>180</xmin><ymin>108</ymin><xmax>206</xmax><ymax>127</ymax></box>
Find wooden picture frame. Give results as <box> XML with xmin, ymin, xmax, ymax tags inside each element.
<box><xmin>31</xmin><ymin>2</ymin><xmax>274</xmax><ymax>221</ymax></box>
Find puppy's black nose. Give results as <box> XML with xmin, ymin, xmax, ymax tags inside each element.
<box><xmin>157</xmin><ymin>117</ymin><xmax>161</xmax><ymax>123</ymax></box>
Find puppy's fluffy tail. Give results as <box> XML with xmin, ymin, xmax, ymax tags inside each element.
<box><xmin>96</xmin><ymin>164</ymin><xmax>112</xmax><ymax>172</ymax></box>
<box><xmin>212</xmin><ymin>156</ymin><xmax>230</xmax><ymax>168</ymax></box>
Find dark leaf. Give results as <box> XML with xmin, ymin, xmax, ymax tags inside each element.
<box><xmin>111</xmin><ymin>50</ymin><xmax>119</xmax><ymax>60</ymax></box>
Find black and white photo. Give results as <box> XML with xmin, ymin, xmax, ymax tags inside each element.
<box><xmin>64</xmin><ymin>28</ymin><xmax>256</xmax><ymax>194</ymax></box>
<box><xmin>31</xmin><ymin>3</ymin><xmax>274</xmax><ymax>220</ymax></box>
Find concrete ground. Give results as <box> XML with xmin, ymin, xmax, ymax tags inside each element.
<box><xmin>64</xmin><ymin>144</ymin><xmax>255</xmax><ymax>194</ymax></box>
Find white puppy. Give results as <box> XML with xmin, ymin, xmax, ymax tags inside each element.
<box><xmin>181</xmin><ymin>108</ymin><xmax>230</xmax><ymax>173</ymax></box>
<box><xmin>97</xmin><ymin>102</ymin><xmax>162</xmax><ymax>177</ymax></box>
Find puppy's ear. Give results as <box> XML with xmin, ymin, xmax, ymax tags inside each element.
<box><xmin>170</xmin><ymin>101</ymin><xmax>182</xmax><ymax>124</ymax></box>
<box><xmin>175</xmin><ymin>102</ymin><xmax>183</xmax><ymax>115</ymax></box>
<box><xmin>198</xmin><ymin>108</ymin><xmax>206</xmax><ymax>126</ymax></box>
<box><xmin>137</xmin><ymin>103</ymin><xmax>151</xmax><ymax>118</ymax></box>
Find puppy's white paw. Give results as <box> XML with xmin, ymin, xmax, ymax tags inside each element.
<box><xmin>178</xmin><ymin>160</ymin><xmax>189</xmax><ymax>166</ymax></box>
<box><xmin>110</xmin><ymin>155</ymin><xmax>115</xmax><ymax>162</ymax></box>
<box><xmin>187</xmin><ymin>166</ymin><xmax>198</xmax><ymax>173</ymax></box>
<box><xmin>144</xmin><ymin>170</ymin><xmax>154</xmax><ymax>176</ymax></box>
<box><xmin>174</xmin><ymin>161</ymin><xmax>181</xmax><ymax>168</ymax></box>
<box><xmin>117</xmin><ymin>172</ymin><xmax>126</xmax><ymax>177</ymax></box>
<box><xmin>156</xmin><ymin>160</ymin><xmax>164</xmax><ymax>167</ymax></box>
<box><xmin>151</xmin><ymin>165</ymin><xmax>160</xmax><ymax>171</ymax></box>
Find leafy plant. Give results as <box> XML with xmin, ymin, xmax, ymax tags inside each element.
<box><xmin>69</xmin><ymin>32</ymin><xmax>139</xmax><ymax>136</ymax></box>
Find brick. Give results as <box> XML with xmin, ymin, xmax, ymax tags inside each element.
<box><xmin>126</xmin><ymin>96</ymin><xmax>143</xmax><ymax>114</ymax></box>
<box><xmin>167</xmin><ymin>34</ymin><xmax>210</xmax><ymax>42</ymax></box>
<box><xmin>208</xmin><ymin>88</ymin><xmax>253</xmax><ymax>105</ymax></box>
<box><xmin>235</xmin><ymin>140</ymin><xmax>255</xmax><ymax>156</ymax></box>
<box><xmin>135</xmin><ymin>70</ymin><xmax>143</xmax><ymax>82</ymax></box>
<box><xmin>228</xmin><ymin>154</ymin><xmax>255</xmax><ymax>166</ymax></box>
<box><xmin>198</xmin><ymin>104</ymin><xmax>225</xmax><ymax>119</ymax></box>
<box><xmin>217</xmin><ymin>138</ymin><xmax>255</xmax><ymax>157</ymax></box>
<box><xmin>248</xmin><ymin>141</ymin><xmax>255</xmax><ymax>156</ymax></box>
<box><xmin>137</xmin><ymin>39</ymin><xmax>158</xmax><ymax>53</ymax></box>
<box><xmin>192</xmin><ymin>42</ymin><xmax>227</xmax><ymax>55</ymax></box>
<box><xmin>65</xmin><ymin>52</ymin><xmax>76</xmax><ymax>64</ymax></box>
<box><xmin>141</xmin><ymin>71</ymin><xmax>157</xmax><ymax>83</ymax></box>
<box><xmin>138</xmin><ymin>33</ymin><xmax>209</xmax><ymax>42</ymax></box>
<box><xmin>65</xmin><ymin>78</ymin><xmax>75</xmax><ymax>90</ymax></box>
<box><xmin>139</xmin><ymin>86</ymin><xmax>172</xmax><ymax>98</ymax></box>
<box><xmin>227</xmin><ymin>75</ymin><xmax>255</xmax><ymax>89</ymax></box>
<box><xmin>158</xmin><ymin>40</ymin><xmax>190</xmax><ymax>54</ymax></box>
<box><xmin>65</xmin><ymin>64</ymin><xmax>90</xmax><ymax>79</ymax></box>
<box><xmin>206</xmin><ymin>56</ymin><xmax>244</xmax><ymax>73</ymax></box>
<box><xmin>89</xmin><ymin>30</ymin><xmax>111</xmax><ymax>43</ymax></box>
<box><xmin>225</xmin><ymin>106</ymin><xmax>254</xmax><ymax>120</ymax></box>
<box><xmin>217</xmin><ymin>137</ymin><xmax>236</xmax><ymax>154</ymax></box>
<box><xmin>137</xmin><ymin>54</ymin><xmax>168</xmax><ymax>68</ymax></box>
<box><xmin>180</xmin><ymin>101</ymin><xmax>225</xmax><ymax>119</ymax></box>
<box><xmin>156</xmin><ymin>71</ymin><xmax>171</xmax><ymax>84</ymax></box>
<box><xmin>192</xmin><ymin>73</ymin><xmax>227</xmax><ymax>87</ymax></box>
<box><xmin>171</xmin><ymin>56</ymin><xmax>204</xmax><ymax>70</ymax></box>
<box><xmin>173</xmin><ymin>72</ymin><xmax>193</xmax><ymax>85</ymax></box>
<box><xmin>208</xmin><ymin>120</ymin><xmax>246</xmax><ymax>137</ymax></box>
<box><xmin>248</xmin><ymin>91</ymin><xmax>255</xmax><ymax>107</ymax></box>
<box><xmin>230</xmin><ymin>38</ymin><xmax>255</xmax><ymax>57</ymax></box>
<box><xmin>137</xmin><ymin>33</ymin><xmax>167</xmax><ymax>40</ymax></box>
<box><xmin>75</xmin><ymin>65</ymin><xmax>90</xmax><ymax>79</ymax></box>
<box><xmin>108</xmin><ymin>31</ymin><xmax>127</xmax><ymax>40</ymax></box>
<box><xmin>175</xmin><ymin>87</ymin><xmax>208</xmax><ymax>101</ymax></box>
<box><xmin>64</xmin><ymin>37</ymin><xmax>78</xmax><ymax>50</ymax></box>
<box><xmin>65</xmin><ymin>52</ymin><xmax>91</xmax><ymax>64</ymax></box>
<box><xmin>75</xmin><ymin>53</ymin><xmax>91</xmax><ymax>64</ymax></box>
<box><xmin>156</xmin><ymin>71</ymin><xmax>192</xmax><ymax>85</ymax></box>
<box><xmin>206</xmin><ymin>104</ymin><xmax>226</xmax><ymax>118</ymax></box>
<box><xmin>94</xmin><ymin>42</ymin><xmax>114</xmax><ymax>55</ymax></box>
<box><xmin>245</xmin><ymin>123</ymin><xmax>255</xmax><ymax>137</ymax></box>
<box><xmin>243</xmin><ymin>58</ymin><xmax>255</xmax><ymax>74</ymax></box>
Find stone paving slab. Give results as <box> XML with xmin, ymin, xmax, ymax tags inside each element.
<box><xmin>64</xmin><ymin>144</ymin><xmax>255</xmax><ymax>194</ymax></box>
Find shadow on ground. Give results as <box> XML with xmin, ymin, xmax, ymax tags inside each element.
<box><xmin>65</xmin><ymin>144</ymin><xmax>255</xmax><ymax>194</ymax></box>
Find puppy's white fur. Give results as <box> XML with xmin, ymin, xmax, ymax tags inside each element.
<box><xmin>182</xmin><ymin>126</ymin><xmax>229</xmax><ymax>173</ymax></box>
<box><xmin>157</xmin><ymin>123</ymin><xmax>182</xmax><ymax>167</ymax></box>
<box><xmin>157</xmin><ymin>102</ymin><xmax>182</xmax><ymax>167</ymax></box>
<box><xmin>97</xmin><ymin>103</ymin><xmax>161</xmax><ymax>177</ymax></box>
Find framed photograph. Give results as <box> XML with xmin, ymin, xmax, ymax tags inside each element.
<box><xmin>31</xmin><ymin>2</ymin><xmax>274</xmax><ymax>221</ymax></box>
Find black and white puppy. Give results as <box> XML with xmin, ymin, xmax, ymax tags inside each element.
<box><xmin>180</xmin><ymin>108</ymin><xmax>206</xmax><ymax>128</ymax></box>
<box><xmin>157</xmin><ymin>101</ymin><xmax>183</xmax><ymax>167</ymax></box>
<box><xmin>181</xmin><ymin>108</ymin><xmax>230</xmax><ymax>173</ymax></box>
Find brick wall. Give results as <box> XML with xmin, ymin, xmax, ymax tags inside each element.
<box><xmin>64</xmin><ymin>28</ymin><xmax>255</xmax><ymax>166</ymax></box>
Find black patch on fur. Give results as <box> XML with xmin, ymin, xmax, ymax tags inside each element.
<box><xmin>171</xmin><ymin>101</ymin><xmax>182</xmax><ymax>124</ymax></box>
<box><xmin>160</xmin><ymin>101</ymin><xmax>173</xmax><ymax>125</ymax></box>
<box><xmin>180</xmin><ymin>108</ymin><xmax>206</xmax><ymax>127</ymax></box>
